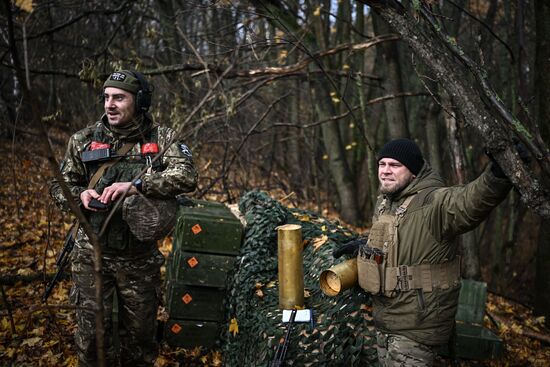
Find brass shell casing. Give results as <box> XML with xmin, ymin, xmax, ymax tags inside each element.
<box><xmin>277</xmin><ymin>224</ymin><xmax>304</xmax><ymax>309</ymax></box>
<box><xmin>319</xmin><ymin>258</ymin><xmax>358</xmax><ymax>297</ymax></box>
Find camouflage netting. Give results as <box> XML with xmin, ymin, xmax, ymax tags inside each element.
<box><xmin>220</xmin><ymin>191</ymin><xmax>377</xmax><ymax>366</ymax></box>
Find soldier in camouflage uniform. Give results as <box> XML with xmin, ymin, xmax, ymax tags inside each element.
<box><xmin>50</xmin><ymin>70</ymin><xmax>197</xmax><ymax>366</ymax></box>
<box><xmin>352</xmin><ymin>138</ymin><xmax>514</xmax><ymax>366</ymax></box>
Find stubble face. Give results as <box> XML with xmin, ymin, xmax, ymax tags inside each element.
<box><xmin>104</xmin><ymin>87</ymin><xmax>136</xmax><ymax>126</ymax></box>
<box><xmin>378</xmin><ymin>158</ymin><xmax>416</xmax><ymax>195</ymax></box>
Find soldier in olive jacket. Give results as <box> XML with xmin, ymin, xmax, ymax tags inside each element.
<box><xmin>50</xmin><ymin>70</ymin><xmax>197</xmax><ymax>366</ymax></box>
<box><xmin>358</xmin><ymin>138</ymin><xmax>512</xmax><ymax>366</ymax></box>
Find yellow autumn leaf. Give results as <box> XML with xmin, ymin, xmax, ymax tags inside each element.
<box><xmin>293</xmin><ymin>213</ymin><xmax>310</xmax><ymax>222</ymax></box>
<box><xmin>511</xmin><ymin>323</ymin><xmax>523</xmax><ymax>334</ymax></box>
<box><xmin>321</xmin><ymin>225</ymin><xmax>327</xmax><ymax>232</ymax></box>
<box><xmin>345</xmin><ymin>144</ymin><xmax>352</xmax><ymax>150</ymax></box>
<box><xmin>322</xmin><ymin>154</ymin><xmax>329</xmax><ymax>160</ymax></box>
<box><xmin>211</xmin><ymin>351</ymin><xmax>223</xmax><ymax>366</ymax></box>
<box><xmin>266</xmin><ymin>280</ymin><xmax>277</xmax><ymax>288</ymax></box>
<box><xmin>229</xmin><ymin>318</ymin><xmax>239</xmax><ymax>336</ymax></box>
<box><xmin>65</xmin><ymin>355</ymin><xmax>78</xmax><ymax>367</ymax></box>
<box><xmin>21</xmin><ymin>336</ymin><xmax>41</xmax><ymax>347</ymax></box>
<box><xmin>277</xmin><ymin>50</ymin><xmax>288</xmax><ymax>65</ymax></box>
<box><xmin>15</xmin><ymin>0</ymin><xmax>33</xmax><ymax>13</ymax></box>
<box><xmin>43</xmin><ymin>339</ymin><xmax>59</xmax><ymax>349</ymax></box>
<box><xmin>154</xmin><ymin>355</ymin><xmax>170</xmax><ymax>367</ymax></box>
<box><xmin>273</xmin><ymin>30</ymin><xmax>285</xmax><ymax>44</ymax></box>
<box><xmin>312</xmin><ymin>234</ymin><xmax>328</xmax><ymax>250</ymax></box>
<box><xmin>348</xmin><ymin>123</ymin><xmax>355</xmax><ymax>128</ymax></box>
<box><xmin>17</xmin><ymin>268</ymin><xmax>33</xmax><ymax>276</ymax></box>
<box><xmin>313</xmin><ymin>7</ymin><xmax>321</xmax><ymax>16</ymax></box>
<box><xmin>343</xmin><ymin>64</ymin><xmax>350</xmax><ymax>70</ymax></box>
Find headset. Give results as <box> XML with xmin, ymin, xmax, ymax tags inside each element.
<box><xmin>101</xmin><ymin>70</ymin><xmax>153</xmax><ymax>113</ymax></box>
<box><xmin>131</xmin><ymin>70</ymin><xmax>152</xmax><ymax>113</ymax></box>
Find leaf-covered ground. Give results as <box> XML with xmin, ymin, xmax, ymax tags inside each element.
<box><xmin>1</xmin><ymin>139</ymin><xmax>549</xmax><ymax>366</ymax></box>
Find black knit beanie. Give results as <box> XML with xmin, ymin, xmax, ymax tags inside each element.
<box><xmin>377</xmin><ymin>138</ymin><xmax>424</xmax><ymax>175</ymax></box>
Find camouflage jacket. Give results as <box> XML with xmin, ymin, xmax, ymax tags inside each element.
<box><xmin>50</xmin><ymin>115</ymin><xmax>197</xmax><ymax>252</ymax></box>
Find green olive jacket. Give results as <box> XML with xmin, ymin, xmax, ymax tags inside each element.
<box><xmin>371</xmin><ymin>162</ymin><xmax>512</xmax><ymax>346</ymax></box>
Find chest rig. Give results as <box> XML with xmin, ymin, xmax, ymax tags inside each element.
<box><xmin>357</xmin><ymin>193</ymin><xmax>460</xmax><ymax>297</ymax></box>
<box><xmin>82</xmin><ymin>124</ymin><xmax>163</xmax><ymax>252</ymax></box>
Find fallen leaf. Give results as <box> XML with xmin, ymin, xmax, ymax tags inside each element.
<box><xmin>21</xmin><ymin>336</ymin><xmax>41</xmax><ymax>347</ymax></box>
<box><xmin>312</xmin><ymin>235</ymin><xmax>328</xmax><ymax>250</ymax></box>
<box><xmin>229</xmin><ymin>318</ymin><xmax>239</xmax><ymax>336</ymax></box>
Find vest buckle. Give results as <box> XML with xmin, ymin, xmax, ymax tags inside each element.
<box><xmin>397</xmin><ymin>265</ymin><xmax>411</xmax><ymax>291</ymax></box>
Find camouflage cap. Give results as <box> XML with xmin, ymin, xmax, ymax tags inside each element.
<box><xmin>122</xmin><ymin>195</ymin><xmax>178</xmax><ymax>242</ymax></box>
<box><xmin>103</xmin><ymin>70</ymin><xmax>140</xmax><ymax>94</ymax></box>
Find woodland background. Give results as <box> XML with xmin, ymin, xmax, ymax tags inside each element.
<box><xmin>1</xmin><ymin>0</ymin><xmax>550</xmax><ymax>365</ymax></box>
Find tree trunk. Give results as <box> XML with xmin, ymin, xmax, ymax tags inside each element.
<box><xmin>372</xmin><ymin>12</ymin><xmax>409</xmax><ymax>139</ymax></box>
<box><xmin>534</xmin><ymin>0</ymin><xmax>550</xmax><ymax>327</ymax></box>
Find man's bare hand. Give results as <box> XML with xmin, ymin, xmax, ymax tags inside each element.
<box><xmin>80</xmin><ymin>189</ymin><xmax>101</xmax><ymax>211</ymax></box>
<box><xmin>98</xmin><ymin>182</ymin><xmax>138</xmax><ymax>204</ymax></box>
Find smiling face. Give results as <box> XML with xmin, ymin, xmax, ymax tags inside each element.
<box><xmin>104</xmin><ymin>87</ymin><xmax>135</xmax><ymax>126</ymax></box>
<box><xmin>378</xmin><ymin>157</ymin><xmax>416</xmax><ymax>195</ymax></box>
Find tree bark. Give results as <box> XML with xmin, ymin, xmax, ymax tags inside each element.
<box><xmin>534</xmin><ymin>0</ymin><xmax>550</xmax><ymax>327</ymax></box>
<box><xmin>372</xmin><ymin>12</ymin><xmax>409</xmax><ymax>139</ymax></box>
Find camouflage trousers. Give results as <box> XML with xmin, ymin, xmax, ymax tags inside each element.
<box><xmin>376</xmin><ymin>331</ymin><xmax>436</xmax><ymax>367</ymax></box>
<box><xmin>70</xmin><ymin>246</ymin><xmax>165</xmax><ymax>367</ymax></box>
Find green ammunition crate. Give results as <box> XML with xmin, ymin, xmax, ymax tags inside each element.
<box><xmin>173</xmin><ymin>200</ymin><xmax>243</xmax><ymax>255</ymax></box>
<box><xmin>450</xmin><ymin>322</ymin><xmax>504</xmax><ymax>360</ymax></box>
<box><xmin>439</xmin><ymin>279</ymin><xmax>503</xmax><ymax>360</ymax></box>
<box><xmin>456</xmin><ymin>279</ymin><xmax>487</xmax><ymax>324</ymax></box>
<box><xmin>163</xmin><ymin>199</ymin><xmax>242</xmax><ymax>347</ymax></box>
<box><xmin>164</xmin><ymin>319</ymin><xmax>221</xmax><ymax>348</ymax></box>
<box><xmin>166</xmin><ymin>250</ymin><xmax>236</xmax><ymax>288</ymax></box>
<box><xmin>165</xmin><ymin>282</ymin><xmax>226</xmax><ymax>321</ymax></box>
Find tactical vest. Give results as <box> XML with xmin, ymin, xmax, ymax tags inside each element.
<box><xmin>85</xmin><ymin>125</ymin><xmax>163</xmax><ymax>254</ymax></box>
<box><xmin>357</xmin><ymin>193</ymin><xmax>460</xmax><ymax>297</ymax></box>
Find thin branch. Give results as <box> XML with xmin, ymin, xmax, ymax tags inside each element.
<box><xmin>17</xmin><ymin>1</ymin><xmax>133</xmax><ymax>41</ymax></box>
<box><xmin>445</xmin><ymin>0</ymin><xmax>515</xmax><ymax>62</ymax></box>
<box><xmin>197</xmin><ymin>92</ymin><xmax>292</xmax><ymax>198</ymax></box>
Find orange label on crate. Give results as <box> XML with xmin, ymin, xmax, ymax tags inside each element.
<box><xmin>187</xmin><ymin>257</ymin><xmax>199</xmax><ymax>268</ymax></box>
<box><xmin>182</xmin><ymin>293</ymin><xmax>193</xmax><ymax>304</ymax></box>
<box><xmin>191</xmin><ymin>224</ymin><xmax>202</xmax><ymax>235</ymax></box>
<box><xmin>171</xmin><ymin>323</ymin><xmax>182</xmax><ymax>334</ymax></box>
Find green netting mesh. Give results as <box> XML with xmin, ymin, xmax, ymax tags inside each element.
<box><xmin>220</xmin><ymin>191</ymin><xmax>377</xmax><ymax>366</ymax></box>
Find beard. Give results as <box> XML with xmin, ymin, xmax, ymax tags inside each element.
<box><xmin>379</xmin><ymin>175</ymin><xmax>415</xmax><ymax>195</ymax></box>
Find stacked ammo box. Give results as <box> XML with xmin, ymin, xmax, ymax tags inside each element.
<box><xmin>164</xmin><ymin>199</ymin><xmax>243</xmax><ymax>348</ymax></box>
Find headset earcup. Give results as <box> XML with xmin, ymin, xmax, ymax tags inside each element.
<box><xmin>135</xmin><ymin>90</ymin><xmax>151</xmax><ymax>112</ymax></box>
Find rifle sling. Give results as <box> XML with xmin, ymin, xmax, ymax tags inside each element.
<box><xmin>87</xmin><ymin>142</ymin><xmax>136</xmax><ymax>189</ymax></box>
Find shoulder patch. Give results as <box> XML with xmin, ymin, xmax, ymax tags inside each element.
<box><xmin>178</xmin><ymin>143</ymin><xmax>192</xmax><ymax>158</ymax></box>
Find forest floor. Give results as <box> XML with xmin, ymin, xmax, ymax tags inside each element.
<box><xmin>1</xmin><ymin>137</ymin><xmax>549</xmax><ymax>366</ymax></box>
